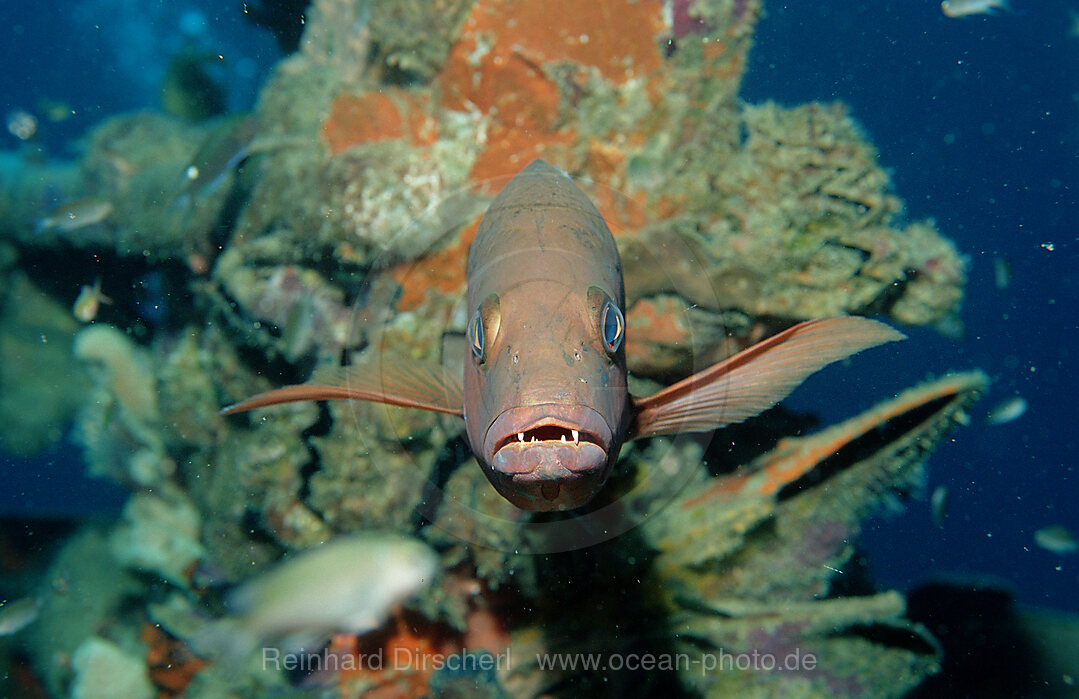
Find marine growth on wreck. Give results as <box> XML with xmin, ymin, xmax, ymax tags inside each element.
<box><xmin>0</xmin><ymin>1</ymin><xmax>997</xmax><ymax>697</ymax></box>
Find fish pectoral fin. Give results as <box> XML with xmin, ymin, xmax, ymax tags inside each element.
<box><xmin>628</xmin><ymin>317</ymin><xmax>905</xmax><ymax>439</ymax></box>
<box><xmin>220</xmin><ymin>358</ymin><xmax>464</xmax><ymax>417</ymax></box>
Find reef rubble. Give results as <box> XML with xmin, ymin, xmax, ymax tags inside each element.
<box><xmin>0</xmin><ymin>1</ymin><xmax>987</xmax><ymax>697</ymax></box>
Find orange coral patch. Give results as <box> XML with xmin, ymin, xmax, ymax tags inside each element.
<box><xmin>709</xmin><ymin>51</ymin><xmax>744</xmax><ymax>84</ymax></box>
<box><xmin>322</xmin><ymin>90</ymin><xmax>436</xmax><ymax>156</ymax></box>
<box><xmin>685</xmin><ymin>374</ymin><xmax>978</xmax><ymax>507</ymax></box>
<box><xmin>584</xmin><ymin>140</ymin><xmax>628</xmax><ymax>183</ymax></box>
<box><xmin>143</xmin><ymin>622</ymin><xmax>207</xmax><ymax>695</ymax></box>
<box><xmin>441</xmin><ymin>45</ymin><xmax>562</xmax><ymax>132</ymax></box>
<box><xmin>682</xmin><ymin>473</ymin><xmax>752</xmax><ymax>508</ymax></box>
<box><xmin>470</xmin><ymin>124</ymin><xmax>578</xmax><ymax>185</ymax></box>
<box><xmin>460</xmin><ymin>0</ymin><xmax>665</xmax><ymax>87</ymax></box>
<box><xmin>337</xmin><ymin>612</ymin><xmax>461</xmax><ymax>699</ymax></box>
<box><xmin>439</xmin><ymin>14</ymin><xmax>576</xmax><ymax>183</ymax></box>
<box><xmin>625</xmin><ymin>296</ymin><xmax>691</xmax><ymax>357</ymax></box>
<box><xmin>438</xmin><ymin>0</ymin><xmax>666</xmax><ymax>182</ymax></box>
<box><xmin>463</xmin><ymin>604</ymin><xmax>512</xmax><ymax>654</ymax></box>
<box><xmin>388</xmin><ymin>216</ymin><xmax>482</xmax><ymax>310</ymax></box>
<box><xmin>583</xmin><ymin>140</ymin><xmax>651</xmax><ymax>237</ymax></box>
<box><xmin>592</xmin><ymin>183</ymin><xmax>649</xmax><ymax>238</ymax></box>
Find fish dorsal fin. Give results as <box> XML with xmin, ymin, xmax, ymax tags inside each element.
<box><xmin>220</xmin><ymin>358</ymin><xmax>464</xmax><ymax>417</ymax></box>
<box><xmin>629</xmin><ymin>317</ymin><xmax>904</xmax><ymax>439</ymax></box>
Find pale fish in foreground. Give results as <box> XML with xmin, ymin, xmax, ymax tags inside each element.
<box><xmin>0</xmin><ymin>596</ymin><xmax>40</xmax><ymax>636</ymax></box>
<box><xmin>941</xmin><ymin>0</ymin><xmax>1011</xmax><ymax>17</ymax></box>
<box><xmin>192</xmin><ymin>534</ymin><xmax>437</xmax><ymax>661</ymax></box>
<box><xmin>1034</xmin><ymin>525</ymin><xmax>1077</xmax><ymax>555</ymax></box>
<box><xmin>985</xmin><ymin>395</ymin><xmax>1027</xmax><ymax>426</ymax></box>
<box><xmin>223</xmin><ymin>160</ymin><xmax>905</xmax><ymax>512</ymax></box>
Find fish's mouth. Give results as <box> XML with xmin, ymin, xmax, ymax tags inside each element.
<box><xmin>481</xmin><ymin>405</ymin><xmax>615</xmax><ymax>511</ymax></box>
<box><xmin>492</xmin><ymin>423</ymin><xmax>603</xmax><ymax>459</ymax></box>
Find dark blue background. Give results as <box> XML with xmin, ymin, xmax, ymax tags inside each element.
<box><xmin>744</xmin><ymin>1</ymin><xmax>1078</xmax><ymax>612</ymax></box>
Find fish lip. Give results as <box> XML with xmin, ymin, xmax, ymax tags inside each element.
<box><xmin>498</xmin><ymin>470</ymin><xmax>604</xmax><ymax>511</ymax></box>
<box><xmin>483</xmin><ymin>404</ymin><xmax>614</xmax><ymax>472</ymax></box>
<box><xmin>482</xmin><ymin>405</ymin><xmax>615</xmax><ymax>510</ymax></box>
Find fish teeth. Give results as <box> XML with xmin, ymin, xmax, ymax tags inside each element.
<box><xmin>515</xmin><ymin>430</ymin><xmax>580</xmax><ymax>445</ymax></box>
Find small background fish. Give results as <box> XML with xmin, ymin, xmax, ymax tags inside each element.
<box><xmin>36</xmin><ymin>198</ymin><xmax>113</xmax><ymax>234</ymax></box>
<box><xmin>985</xmin><ymin>396</ymin><xmax>1027</xmax><ymax>426</ymax></box>
<box><xmin>72</xmin><ymin>279</ymin><xmax>112</xmax><ymax>323</ymax></box>
<box><xmin>931</xmin><ymin>485</ymin><xmax>950</xmax><ymax>527</ymax></box>
<box><xmin>1034</xmin><ymin>526</ymin><xmax>1077</xmax><ymax>555</ymax></box>
<box><xmin>941</xmin><ymin>0</ymin><xmax>1011</xmax><ymax>18</ymax></box>
<box><xmin>0</xmin><ymin>597</ymin><xmax>40</xmax><ymax>636</ymax></box>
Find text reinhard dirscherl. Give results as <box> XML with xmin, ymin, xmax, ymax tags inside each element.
<box><xmin>262</xmin><ymin>647</ymin><xmax>818</xmax><ymax>676</ymax></box>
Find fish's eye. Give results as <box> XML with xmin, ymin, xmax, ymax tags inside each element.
<box><xmin>600</xmin><ymin>301</ymin><xmax>624</xmax><ymax>354</ymax></box>
<box><xmin>469</xmin><ymin>293</ymin><xmax>501</xmax><ymax>366</ymax></box>
<box><xmin>468</xmin><ymin>309</ymin><xmax>485</xmax><ymax>363</ymax></box>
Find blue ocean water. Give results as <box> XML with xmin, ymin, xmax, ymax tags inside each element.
<box><xmin>0</xmin><ymin>0</ymin><xmax>279</xmax><ymax>514</ymax></box>
<box><xmin>0</xmin><ymin>1</ymin><xmax>278</xmax><ymax>155</ymax></box>
<box><xmin>0</xmin><ymin>0</ymin><xmax>1075</xmax><ymax>623</ymax></box>
<box><xmin>741</xmin><ymin>1</ymin><xmax>1078</xmax><ymax>614</ymax></box>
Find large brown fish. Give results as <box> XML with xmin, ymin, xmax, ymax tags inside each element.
<box><xmin>223</xmin><ymin>160</ymin><xmax>903</xmax><ymax>511</ymax></box>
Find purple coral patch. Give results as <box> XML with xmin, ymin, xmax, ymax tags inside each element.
<box><xmin>795</xmin><ymin>519</ymin><xmax>850</xmax><ymax>566</ymax></box>
<box><xmin>670</xmin><ymin>0</ymin><xmax>709</xmax><ymax>38</ymax></box>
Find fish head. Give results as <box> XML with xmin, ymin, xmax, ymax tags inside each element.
<box><xmin>464</xmin><ymin>279</ymin><xmax>630</xmax><ymax>510</ymax></box>
<box><xmin>463</xmin><ymin>161</ymin><xmax>631</xmax><ymax>511</ymax></box>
